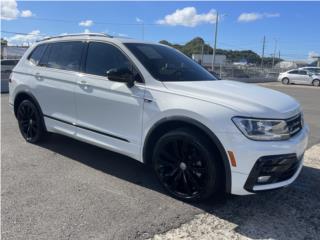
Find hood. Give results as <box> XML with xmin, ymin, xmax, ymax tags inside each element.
<box><xmin>163</xmin><ymin>80</ymin><xmax>301</xmax><ymax>119</ymax></box>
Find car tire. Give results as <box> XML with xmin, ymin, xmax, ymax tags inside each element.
<box><xmin>152</xmin><ymin>128</ymin><xmax>223</xmax><ymax>202</ymax></box>
<box><xmin>312</xmin><ymin>79</ymin><xmax>320</xmax><ymax>87</ymax></box>
<box><xmin>16</xmin><ymin>99</ymin><xmax>47</xmax><ymax>143</ymax></box>
<box><xmin>282</xmin><ymin>78</ymin><xmax>290</xmax><ymax>85</ymax></box>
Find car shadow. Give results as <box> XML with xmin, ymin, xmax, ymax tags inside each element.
<box><xmin>38</xmin><ymin>133</ymin><xmax>320</xmax><ymax>239</ymax></box>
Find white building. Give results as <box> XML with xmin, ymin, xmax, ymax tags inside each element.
<box><xmin>192</xmin><ymin>54</ymin><xmax>226</xmax><ymax>67</ymax></box>
<box><xmin>275</xmin><ymin>60</ymin><xmax>308</xmax><ymax>70</ymax></box>
<box><xmin>1</xmin><ymin>46</ymin><xmax>28</xmax><ymax>59</ymax></box>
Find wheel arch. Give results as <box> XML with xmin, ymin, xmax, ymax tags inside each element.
<box><xmin>13</xmin><ymin>91</ymin><xmax>47</xmax><ymax>131</ymax></box>
<box><xmin>143</xmin><ymin>116</ymin><xmax>232</xmax><ymax>193</ymax></box>
<box><xmin>312</xmin><ymin>78</ymin><xmax>320</xmax><ymax>84</ymax></box>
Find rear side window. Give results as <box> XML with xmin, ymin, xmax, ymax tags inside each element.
<box><xmin>289</xmin><ymin>70</ymin><xmax>298</xmax><ymax>74</ymax></box>
<box><xmin>298</xmin><ymin>70</ymin><xmax>307</xmax><ymax>75</ymax></box>
<box><xmin>28</xmin><ymin>44</ymin><xmax>47</xmax><ymax>65</ymax></box>
<box><xmin>85</xmin><ymin>42</ymin><xmax>131</xmax><ymax>77</ymax></box>
<box><xmin>40</xmin><ymin>42</ymin><xmax>85</xmax><ymax>71</ymax></box>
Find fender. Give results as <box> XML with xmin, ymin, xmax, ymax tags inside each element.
<box><xmin>13</xmin><ymin>91</ymin><xmax>47</xmax><ymax>131</ymax></box>
<box><xmin>143</xmin><ymin>116</ymin><xmax>232</xmax><ymax>193</ymax></box>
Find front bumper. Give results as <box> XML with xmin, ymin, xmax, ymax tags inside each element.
<box><xmin>217</xmin><ymin>125</ymin><xmax>309</xmax><ymax>195</ymax></box>
<box><xmin>244</xmin><ymin>153</ymin><xmax>303</xmax><ymax>192</ymax></box>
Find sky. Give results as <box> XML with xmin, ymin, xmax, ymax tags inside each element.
<box><xmin>1</xmin><ymin>1</ymin><xmax>320</xmax><ymax>61</ymax></box>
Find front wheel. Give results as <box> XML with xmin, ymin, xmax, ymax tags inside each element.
<box><xmin>282</xmin><ymin>78</ymin><xmax>290</xmax><ymax>85</ymax></box>
<box><xmin>152</xmin><ymin>128</ymin><xmax>222</xmax><ymax>202</ymax></box>
<box><xmin>312</xmin><ymin>79</ymin><xmax>320</xmax><ymax>87</ymax></box>
<box><xmin>16</xmin><ymin>99</ymin><xmax>47</xmax><ymax>143</ymax></box>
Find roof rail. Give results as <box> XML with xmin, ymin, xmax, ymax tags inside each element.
<box><xmin>39</xmin><ymin>33</ymin><xmax>112</xmax><ymax>42</ymax></box>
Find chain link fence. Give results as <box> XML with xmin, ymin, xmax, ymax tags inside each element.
<box><xmin>206</xmin><ymin>64</ymin><xmax>282</xmax><ymax>83</ymax></box>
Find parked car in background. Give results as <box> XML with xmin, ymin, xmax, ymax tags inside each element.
<box><xmin>1</xmin><ymin>59</ymin><xmax>19</xmax><ymax>93</ymax></box>
<box><xmin>278</xmin><ymin>69</ymin><xmax>320</xmax><ymax>86</ymax></box>
<box><xmin>299</xmin><ymin>67</ymin><xmax>320</xmax><ymax>75</ymax></box>
<box><xmin>9</xmin><ymin>33</ymin><xmax>309</xmax><ymax>202</ymax></box>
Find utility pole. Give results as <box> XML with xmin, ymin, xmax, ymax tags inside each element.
<box><xmin>272</xmin><ymin>39</ymin><xmax>277</xmax><ymax>69</ymax></box>
<box><xmin>261</xmin><ymin>36</ymin><xmax>266</xmax><ymax>69</ymax></box>
<box><xmin>201</xmin><ymin>43</ymin><xmax>204</xmax><ymax>65</ymax></box>
<box><xmin>141</xmin><ymin>22</ymin><xmax>145</xmax><ymax>40</ymax></box>
<box><xmin>212</xmin><ymin>11</ymin><xmax>219</xmax><ymax>71</ymax></box>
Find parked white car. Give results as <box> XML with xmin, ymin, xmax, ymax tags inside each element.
<box><xmin>278</xmin><ymin>69</ymin><xmax>320</xmax><ymax>86</ymax></box>
<box><xmin>9</xmin><ymin>33</ymin><xmax>309</xmax><ymax>202</ymax></box>
<box><xmin>299</xmin><ymin>67</ymin><xmax>320</xmax><ymax>75</ymax></box>
<box><xmin>1</xmin><ymin>59</ymin><xmax>19</xmax><ymax>93</ymax></box>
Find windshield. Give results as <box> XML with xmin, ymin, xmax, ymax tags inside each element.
<box><xmin>124</xmin><ymin>43</ymin><xmax>217</xmax><ymax>82</ymax></box>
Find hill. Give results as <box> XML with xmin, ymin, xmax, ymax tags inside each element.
<box><xmin>159</xmin><ymin>37</ymin><xmax>281</xmax><ymax>66</ymax></box>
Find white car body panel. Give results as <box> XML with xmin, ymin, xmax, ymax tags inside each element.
<box><xmin>9</xmin><ymin>34</ymin><xmax>309</xmax><ymax>196</ymax></box>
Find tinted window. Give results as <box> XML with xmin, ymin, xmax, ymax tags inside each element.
<box><xmin>289</xmin><ymin>70</ymin><xmax>298</xmax><ymax>74</ymax></box>
<box><xmin>125</xmin><ymin>43</ymin><xmax>216</xmax><ymax>82</ymax></box>
<box><xmin>40</xmin><ymin>42</ymin><xmax>85</xmax><ymax>71</ymax></box>
<box><xmin>28</xmin><ymin>44</ymin><xmax>47</xmax><ymax>65</ymax></box>
<box><xmin>298</xmin><ymin>70</ymin><xmax>307</xmax><ymax>75</ymax></box>
<box><xmin>85</xmin><ymin>42</ymin><xmax>132</xmax><ymax>77</ymax></box>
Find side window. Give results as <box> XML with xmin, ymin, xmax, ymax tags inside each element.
<box><xmin>85</xmin><ymin>42</ymin><xmax>132</xmax><ymax>77</ymax></box>
<box><xmin>28</xmin><ymin>44</ymin><xmax>47</xmax><ymax>65</ymax></box>
<box><xmin>298</xmin><ymin>70</ymin><xmax>307</xmax><ymax>75</ymax></box>
<box><xmin>40</xmin><ymin>42</ymin><xmax>85</xmax><ymax>71</ymax></box>
<box><xmin>289</xmin><ymin>70</ymin><xmax>298</xmax><ymax>74</ymax></box>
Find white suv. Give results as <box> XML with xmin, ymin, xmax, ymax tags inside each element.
<box><xmin>9</xmin><ymin>33</ymin><xmax>309</xmax><ymax>202</ymax></box>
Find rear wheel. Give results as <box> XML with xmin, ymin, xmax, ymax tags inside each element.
<box><xmin>312</xmin><ymin>79</ymin><xmax>320</xmax><ymax>87</ymax></box>
<box><xmin>282</xmin><ymin>78</ymin><xmax>290</xmax><ymax>85</ymax></box>
<box><xmin>16</xmin><ymin>100</ymin><xmax>46</xmax><ymax>143</ymax></box>
<box><xmin>152</xmin><ymin>128</ymin><xmax>222</xmax><ymax>202</ymax></box>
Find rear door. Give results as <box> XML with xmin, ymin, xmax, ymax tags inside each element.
<box><xmin>296</xmin><ymin>70</ymin><xmax>312</xmax><ymax>84</ymax></box>
<box><xmin>32</xmin><ymin>41</ymin><xmax>86</xmax><ymax>135</ymax></box>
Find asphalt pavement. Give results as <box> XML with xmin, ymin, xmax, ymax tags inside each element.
<box><xmin>1</xmin><ymin>82</ymin><xmax>319</xmax><ymax>240</ymax></box>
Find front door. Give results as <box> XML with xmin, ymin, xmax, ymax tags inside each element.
<box><xmin>74</xmin><ymin>42</ymin><xmax>145</xmax><ymax>159</ymax></box>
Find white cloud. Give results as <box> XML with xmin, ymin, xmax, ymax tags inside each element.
<box><xmin>1</xmin><ymin>0</ymin><xmax>33</xmax><ymax>20</ymax></box>
<box><xmin>308</xmin><ymin>51</ymin><xmax>319</xmax><ymax>60</ymax></box>
<box><xmin>1</xmin><ymin>0</ymin><xmax>19</xmax><ymax>20</ymax></box>
<box><xmin>238</xmin><ymin>12</ymin><xmax>280</xmax><ymax>23</ymax></box>
<box><xmin>136</xmin><ymin>17</ymin><xmax>143</xmax><ymax>23</ymax></box>
<box><xmin>21</xmin><ymin>10</ymin><xmax>33</xmax><ymax>17</ymax></box>
<box><xmin>264</xmin><ymin>13</ymin><xmax>280</xmax><ymax>18</ymax></box>
<box><xmin>79</xmin><ymin>20</ymin><xmax>93</xmax><ymax>27</ymax></box>
<box><xmin>83</xmin><ymin>29</ymin><xmax>91</xmax><ymax>33</ymax></box>
<box><xmin>157</xmin><ymin>7</ymin><xmax>218</xmax><ymax>27</ymax></box>
<box><xmin>117</xmin><ymin>33</ymin><xmax>128</xmax><ymax>37</ymax></box>
<box><xmin>6</xmin><ymin>30</ymin><xmax>42</xmax><ymax>46</ymax></box>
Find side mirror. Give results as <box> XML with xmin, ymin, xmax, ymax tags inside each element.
<box><xmin>107</xmin><ymin>68</ymin><xmax>134</xmax><ymax>87</ymax></box>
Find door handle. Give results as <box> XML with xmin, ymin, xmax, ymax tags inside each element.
<box><xmin>35</xmin><ymin>72</ymin><xmax>43</xmax><ymax>81</ymax></box>
<box><xmin>77</xmin><ymin>80</ymin><xmax>89</xmax><ymax>89</ymax></box>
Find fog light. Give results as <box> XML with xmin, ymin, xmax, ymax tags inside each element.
<box><xmin>257</xmin><ymin>176</ymin><xmax>271</xmax><ymax>183</ymax></box>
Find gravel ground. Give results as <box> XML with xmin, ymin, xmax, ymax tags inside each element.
<box><xmin>152</xmin><ymin>144</ymin><xmax>320</xmax><ymax>240</ymax></box>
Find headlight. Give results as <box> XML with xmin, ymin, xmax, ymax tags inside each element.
<box><xmin>232</xmin><ymin>117</ymin><xmax>290</xmax><ymax>141</ymax></box>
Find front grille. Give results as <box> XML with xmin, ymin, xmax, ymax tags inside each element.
<box><xmin>244</xmin><ymin>154</ymin><xmax>302</xmax><ymax>192</ymax></box>
<box><xmin>286</xmin><ymin>113</ymin><xmax>302</xmax><ymax>137</ymax></box>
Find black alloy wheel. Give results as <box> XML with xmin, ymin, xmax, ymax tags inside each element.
<box><xmin>17</xmin><ymin>100</ymin><xmax>46</xmax><ymax>143</ymax></box>
<box><xmin>152</xmin><ymin>128</ymin><xmax>221</xmax><ymax>202</ymax></box>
